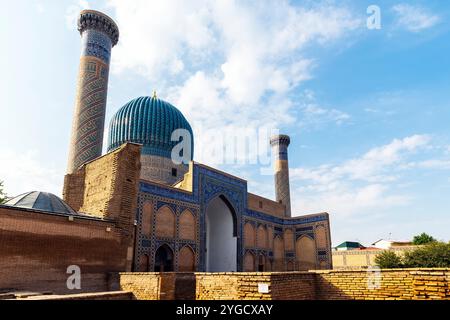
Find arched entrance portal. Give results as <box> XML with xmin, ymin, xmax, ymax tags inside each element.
<box><xmin>206</xmin><ymin>196</ymin><xmax>237</xmax><ymax>272</ymax></box>
<box><xmin>154</xmin><ymin>244</ymin><xmax>174</xmax><ymax>272</ymax></box>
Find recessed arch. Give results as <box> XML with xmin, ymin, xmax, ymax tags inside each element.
<box><xmin>139</xmin><ymin>254</ymin><xmax>150</xmax><ymax>272</ymax></box>
<box><xmin>243</xmin><ymin>251</ymin><xmax>256</xmax><ymax>272</ymax></box>
<box><xmin>244</xmin><ymin>222</ymin><xmax>256</xmax><ymax>248</ymax></box>
<box><xmin>296</xmin><ymin>235</ymin><xmax>317</xmax><ymax>271</ymax></box>
<box><xmin>257</xmin><ymin>225</ymin><xmax>268</xmax><ymax>249</ymax></box>
<box><xmin>154</xmin><ymin>244</ymin><xmax>174</xmax><ymax>272</ymax></box>
<box><xmin>267</xmin><ymin>226</ymin><xmax>274</xmax><ymax>250</ymax></box>
<box><xmin>284</xmin><ymin>228</ymin><xmax>294</xmax><ymax>251</ymax></box>
<box><xmin>155</xmin><ymin>205</ymin><xmax>175</xmax><ymax>238</ymax></box>
<box><xmin>315</xmin><ymin>225</ymin><xmax>327</xmax><ymax>249</ymax></box>
<box><xmin>258</xmin><ymin>253</ymin><xmax>267</xmax><ymax>272</ymax></box>
<box><xmin>273</xmin><ymin>235</ymin><xmax>284</xmax><ymax>271</ymax></box>
<box><xmin>179</xmin><ymin>209</ymin><xmax>196</xmax><ymax>240</ymax></box>
<box><xmin>178</xmin><ymin>245</ymin><xmax>196</xmax><ymax>271</ymax></box>
<box><xmin>217</xmin><ymin>194</ymin><xmax>238</xmax><ymax>236</ymax></box>
<box><xmin>205</xmin><ymin>195</ymin><xmax>238</xmax><ymax>272</ymax></box>
<box><xmin>141</xmin><ymin>201</ymin><xmax>153</xmax><ymax>236</ymax></box>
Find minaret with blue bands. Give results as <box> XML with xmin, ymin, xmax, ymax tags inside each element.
<box><xmin>270</xmin><ymin>134</ymin><xmax>292</xmax><ymax>217</ymax></box>
<box><xmin>67</xmin><ymin>10</ymin><xmax>119</xmax><ymax>173</ymax></box>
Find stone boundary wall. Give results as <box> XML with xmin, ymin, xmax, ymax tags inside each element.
<box><xmin>112</xmin><ymin>269</ymin><xmax>450</xmax><ymax>300</ymax></box>
<box><xmin>315</xmin><ymin>269</ymin><xmax>450</xmax><ymax>300</ymax></box>
<box><xmin>111</xmin><ymin>272</ymin><xmax>317</xmax><ymax>300</ymax></box>
<box><xmin>0</xmin><ymin>205</ymin><xmax>127</xmax><ymax>295</ymax></box>
<box><xmin>332</xmin><ymin>246</ymin><xmax>418</xmax><ymax>269</ymax></box>
<box><xmin>17</xmin><ymin>291</ymin><xmax>132</xmax><ymax>300</ymax></box>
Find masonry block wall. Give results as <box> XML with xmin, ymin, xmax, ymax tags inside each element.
<box><xmin>332</xmin><ymin>246</ymin><xmax>417</xmax><ymax>269</ymax></box>
<box><xmin>0</xmin><ymin>206</ymin><xmax>128</xmax><ymax>294</ymax></box>
<box><xmin>315</xmin><ymin>269</ymin><xmax>450</xmax><ymax>300</ymax></box>
<box><xmin>112</xmin><ymin>269</ymin><xmax>450</xmax><ymax>300</ymax></box>
<box><xmin>63</xmin><ymin>143</ymin><xmax>142</xmax><ymax>271</ymax></box>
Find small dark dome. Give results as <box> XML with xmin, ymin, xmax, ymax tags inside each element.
<box><xmin>107</xmin><ymin>96</ymin><xmax>194</xmax><ymax>160</ymax></box>
<box><xmin>4</xmin><ymin>191</ymin><xmax>76</xmax><ymax>215</ymax></box>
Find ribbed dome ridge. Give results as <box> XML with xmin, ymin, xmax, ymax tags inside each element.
<box><xmin>107</xmin><ymin>96</ymin><xmax>194</xmax><ymax>159</ymax></box>
<box><xmin>4</xmin><ymin>191</ymin><xmax>77</xmax><ymax>215</ymax></box>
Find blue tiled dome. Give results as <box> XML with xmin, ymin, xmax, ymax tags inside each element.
<box><xmin>4</xmin><ymin>191</ymin><xmax>76</xmax><ymax>215</ymax></box>
<box><xmin>107</xmin><ymin>96</ymin><xmax>194</xmax><ymax>159</ymax></box>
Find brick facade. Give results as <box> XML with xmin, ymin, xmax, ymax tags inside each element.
<box><xmin>63</xmin><ymin>143</ymin><xmax>141</xmax><ymax>271</ymax></box>
<box><xmin>111</xmin><ymin>269</ymin><xmax>450</xmax><ymax>300</ymax></box>
<box><xmin>0</xmin><ymin>143</ymin><xmax>142</xmax><ymax>295</ymax></box>
<box><xmin>0</xmin><ymin>206</ymin><xmax>126</xmax><ymax>294</ymax></box>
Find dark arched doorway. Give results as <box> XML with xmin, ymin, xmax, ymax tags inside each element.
<box><xmin>206</xmin><ymin>195</ymin><xmax>237</xmax><ymax>272</ymax></box>
<box><xmin>154</xmin><ymin>244</ymin><xmax>174</xmax><ymax>272</ymax></box>
<box><xmin>258</xmin><ymin>254</ymin><xmax>265</xmax><ymax>272</ymax></box>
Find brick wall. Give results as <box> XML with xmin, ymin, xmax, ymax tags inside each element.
<box><xmin>315</xmin><ymin>269</ymin><xmax>450</xmax><ymax>300</ymax></box>
<box><xmin>63</xmin><ymin>142</ymin><xmax>142</xmax><ymax>271</ymax></box>
<box><xmin>110</xmin><ymin>273</ymin><xmax>161</xmax><ymax>300</ymax></box>
<box><xmin>18</xmin><ymin>291</ymin><xmax>133</xmax><ymax>300</ymax></box>
<box><xmin>113</xmin><ymin>272</ymin><xmax>316</xmax><ymax>300</ymax></box>
<box><xmin>111</xmin><ymin>269</ymin><xmax>450</xmax><ymax>300</ymax></box>
<box><xmin>270</xmin><ymin>273</ymin><xmax>316</xmax><ymax>300</ymax></box>
<box><xmin>196</xmin><ymin>273</ymin><xmax>270</xmax><ymax>300</ymax></box>
<box><xmin>0</xmin><ymin>206</ymin><xmax>128</xmax><ymax>294</ymax></box>
<box><xmin>247</xmin><ymin>193</ymin><xmax>285</xmax><ymax>218</ymax></box>
<box><xmin>111</xmin><ymin>273</ymin><xmax>197</xmax><ymax>300</ymax></box>
<box><xmin>0</xmin><ymin>143</ymin><xmax>142</xmax><ymax>294</ymax></box>
<box><xmin>332</xmin><ymin>246</ymin><xmax>417</xmax><ymax>269</ymax></box>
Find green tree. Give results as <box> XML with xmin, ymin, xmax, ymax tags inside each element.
<box><xmin>374</xmin><ymin>250</ymin><xmax>403</xmax><ymax>268</ymax></box>
<box><xmin>403</xmin><ymin>242</ymin><xmax>450</xmax><ymax>268</ymax></box>
<box><xmin>412</xmin><ymin>232</ymin><xmax>436</xmax><ymax>245</ymax></box>
<box><xmin>0</xmin><ymin>180</ymin><xmax>7</xmax><ymax>204</ymax></box>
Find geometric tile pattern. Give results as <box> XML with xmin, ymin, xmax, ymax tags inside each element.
<box><xmin>270</xmin><ymin>135</ymin><xmax>292</xmax><ymax>217</ymax></box>
<box><xmin>134</xmin><ymin>162</ymin><xmax>332</xmax><ymax>272</ymax></box>
<box><xmin>67</xmin><ymin>11</ymin><xmax>118</xmax><ymax>173</ymax></box>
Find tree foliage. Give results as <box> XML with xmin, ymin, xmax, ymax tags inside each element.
<box><xmin>403</xmin><ymin>242</ymin><xmax>450</xmax><ymax>268</ymax></box>
<box><xmin>374</xmin><ymin>242</ymin><xmax>450</xmax><ymax>269</ymax></box>
<box><xmin>374</xmin><ymin>250</ymin><xmax>403</xmax><ymax>268</ymax></box>
<box><xmin>412</xmin><ymin>232</ymin><xmax>436</xmax><ymax>245</ymax></box>
<box><xmin>0</xmin><ymin>180</ymin><xmax>7</xmax><ymax>204</ymax></box>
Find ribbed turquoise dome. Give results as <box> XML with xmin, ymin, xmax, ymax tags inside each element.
<box><xmin>107</xmin><ymin>96</ymin><xmax>194</xmax><ymax>160</ymax></box>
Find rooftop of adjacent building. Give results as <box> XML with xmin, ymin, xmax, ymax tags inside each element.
<box><xmin>2</xmin><ymin>191</ymin><xmax>110</xmax><ymax>222</ymax></box>
<box><xmin>334</xmin><ymin>241</ymin><xmax>366</xmax><ymax>251</ymax></box>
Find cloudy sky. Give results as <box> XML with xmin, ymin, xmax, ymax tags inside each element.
<box><xmin>1</xmin><ymin>0</ymin><xmax>449</xmax><ymax>246</ymax></box>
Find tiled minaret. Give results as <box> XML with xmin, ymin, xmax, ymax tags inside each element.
<box><xmin>270</xmin><ymin>134</ymin><xmax>292</xmax><ymax>217</ymax></box>
<box><xmin>67</xmin><ymin>10</ymin><xmax>119</xmax><ymax>173</ymax></box>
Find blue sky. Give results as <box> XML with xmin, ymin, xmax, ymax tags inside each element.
<box><xmin>1</xmin><ymin>0</ymin><xmax>449</xmax><ymax>246</ymax></box>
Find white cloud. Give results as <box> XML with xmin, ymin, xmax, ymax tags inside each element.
<box><xmin>303</xmin><ymin>105</ymin><xmax>350</xmax><ymax>125</ymax></box>
<box><xmin>0</xmin><ymin>150</ymin><xmax>63</xmax><ymax>198</ymax></box>
<box><xmin>392</xmin><ymin>4</ymin><xmax>440</xmax><ymax>32</ymax></box>
<box><xmin>107</xmin><ymin>1</ymin><xmax>360</xmax><ymax>166</ymax></box>
<box><xmin>405</xmin><ymin>159</ymin><xmax>450</xmax><ymax>170</ymax></box>
<box><xmin>109</xmin><ymin>1</ymin><xmax>361</xmax><ymax>96</ymax></box>
<box><xmin>65</xmin><ymin>0</ymin><xmax>90</xmax><ymax>30</ymax></box>
<box><xmin>290</xmin><ymin>135</ymin><xmax>431</xmax><ymax>216</ymax></box>
<box><xmin>36</xmin><ymin>2</ymin><xmax>45</xmax><ymax>14</ymax></box>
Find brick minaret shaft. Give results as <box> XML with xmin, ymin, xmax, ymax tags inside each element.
<box><xmin>270</xmin><ymin>134</ymin><xmax>292</xmax><ymax>217</ymax></box>
<box><xmin>67</xmin><ymin>10</ymin><xmax>119</xmax><ymax>173</ymax></box>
